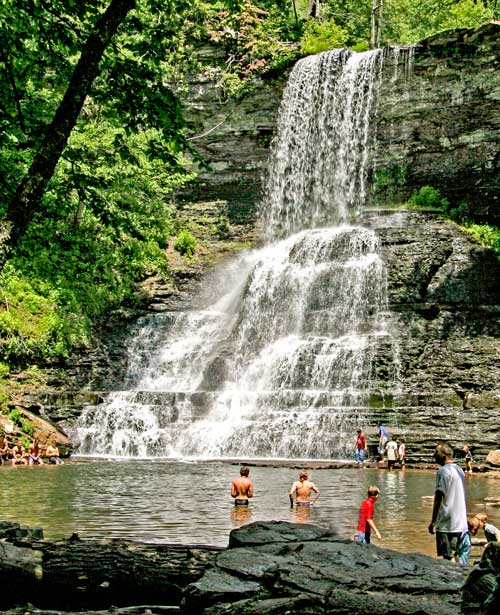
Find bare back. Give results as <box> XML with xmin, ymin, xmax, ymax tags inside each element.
<box><xmin>231</xmin><ymin>476</ymin><xmax>253</xmax><ymax>500</ymax></box>
<box><xmin>290</xmin><ymin>479</ymin><xmax>319</xmax><ymax>503</ymax></box>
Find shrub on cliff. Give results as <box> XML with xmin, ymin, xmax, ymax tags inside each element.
<box><xmin>174</xmin><ymin>230</ymin><xmax>197</xmax><ymax>257</ymax></box>
<box><xmin>409</xmin><ymin>186</ymin><xmax>449</xmax><ymax>210</ymax></box>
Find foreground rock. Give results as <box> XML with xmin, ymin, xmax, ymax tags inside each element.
<box><xmin>1</xmin><ymin>520</ymin><xmax>471</xmax><ymax>615</ymax></box>
<box><xmin>461</xmin><ymin>541</ymin><xmax>500</xmax><ymax>614</ymax></box>
<box><xmin>0</xmin><ymin>521</ymin><xmax>220</xmax><ymax>611</ymax></box>
<box><xmin>182</xmin><ymin>521</ymin><xmax>467</xmax><ymax>614</ymax></box>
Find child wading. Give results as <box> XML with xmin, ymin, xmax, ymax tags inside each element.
<box><xmin>355</xmin><ymin>485</ymin><xmax>382</xmax><ymax>544</ymax></box>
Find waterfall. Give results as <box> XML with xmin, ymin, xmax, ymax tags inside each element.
<box><xmin>72</xmin><ymin>48</ymin><xmax>398</xmax><ymax>459</ymax></box>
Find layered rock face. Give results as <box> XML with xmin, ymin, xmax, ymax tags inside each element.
<box><xmin>183</xmin><ymin>23</ymin><xmax>500</xmax><ymax>225</ymax></box>
<box><xmin>364</xmin><ymin>209</ymin><xmax>500</xmax><ymax>462</ymax></box>
<box><xmin>375</xmin><ymin>22</ymin><xmax>500</xmax><ymax>223</ymax></box>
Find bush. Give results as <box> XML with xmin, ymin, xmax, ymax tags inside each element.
<box><xmin>21</xmin><ymin>418</ymin><xmax>34</xmax><ymax>436</ymax></box>
<box><xmin>174</xmin><ymin>230</ymin><xmax>197</xmax><ymax>257</ymax></box>
<box><xmin>300</xmin><ymin>19</ymin><xmax>349</xmax><ymax>55</ymax></box>
<box><xmin>408</xmin><ymin>186</ymin><xmax>449</xmax><ymax>210</ymax></box>
<box><xmin>449</xmin><ymin>201</ymin><xmax>472</xmax><ymax>223</ymax></box>
<box><xmin>463</xmin><ymin>224</ymin><xmax>500</xmax><ymax>257</ymax></box>
<box><xmin>9</xmin><ymin>408</ymin><xmax>21</xmax><ymax>426</ymax></box>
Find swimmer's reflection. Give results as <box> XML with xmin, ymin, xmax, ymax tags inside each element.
<box><xmin>230</xmin><ymin>504</ymin><xmax>253</xmax><ymax>528</ymax></box>
<box><xmin>290</xmin><ymin>504</ymin><xmax>312</xmax><ymax>524</ymax></box>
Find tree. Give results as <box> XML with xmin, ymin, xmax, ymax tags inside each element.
<box><xmin>370</xmin><ymin>0</ymin><xmax>384</xmax><ymax>48</ymax></box>
<box><xmin>4</xmin><ymin>0</ymin><xmax>136</xmax><ymax>258</ymax></box>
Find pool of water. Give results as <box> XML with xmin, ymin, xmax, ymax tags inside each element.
<box><xmin>0</xmin><ymin>461</ymin><xmax>498</xmax><ymax>558</ymax></box>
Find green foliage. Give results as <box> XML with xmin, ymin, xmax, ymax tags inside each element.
<box><xmin>174</xmin><ymin>230</ymin><xmax>198</xmax><ymax>257</ymax></box>
<box><xmin>9</xmin><ymin>408</ymin><xmax>22</xmax><ymax>427</ymax></box>
<box><xmin>0</xmin><ymin>266</ymin><xmax>71</xmax><ymax>362</ymax></box>
<box><xmin>300</xmin><ymin>18</ymin><xmax>349</xmax><ymax>55</ymax></box>
<box><xmin>373</xmin><ymin>164</ymin><xmax>408</xmax><ymax>204</ymax></box>
<box><xmin>21</xmin><ymin>419</ymin><xmax>34</xmax><ymax>436</ymax></box>
<box><xmin>448</xmin><ymin>200</ymin><xmax>472</xmax><ymax>222</ymax></box>
<box><xmin>408</xmin><ymin>185</ymin><xmax>449</xmax><ymax>210</ymax></box>
<box><xmin>463</xmin><ymin>224</ymin><xmax>500</xmax><ymax>257</ymax></box>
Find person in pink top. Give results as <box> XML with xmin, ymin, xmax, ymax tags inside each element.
<box><xmin>355</xmin><ymin>485</ymin><xmax>382</xmax><ymax>544</ymax></box>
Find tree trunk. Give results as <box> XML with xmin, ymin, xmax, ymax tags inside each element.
<box><xmin>0</xmin><ymin>530</ymin><xmax>221</xmax><ymax>611</ymax></box>
<box><xmin>370</xmin><ymin>0</ymin><xmax>377</xmax><ymax>49</ymax></box>
<box><xmin>376</xmin><ymin>0</ymin><xmax>384</xmax><ymax>48</ymax></box>
<box><xmin>3</xmin><ymin>0</ymin><xmax>136</xmax><ymax>261</ymax></box>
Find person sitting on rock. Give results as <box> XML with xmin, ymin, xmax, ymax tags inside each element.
<box><xmin>0</xmin><ymin>431</ymin><xmax>9</xmax><ymax>464</ymax></box>
<box><xmin>28</xmin><ymin>438</ymin><xmax>44</xmax><ymax>465</ymax></box>
<box><xmin>11</xmin><ymin>441</ymin><xmax>28</xmax><ymax>465</ymax></box>
<box><xmin>45</xmin><ymin>441</ymin><xmax>63</xmax><ymax>464</ymax></box>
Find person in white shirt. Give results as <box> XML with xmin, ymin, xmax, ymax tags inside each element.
<box><xmin>428</xmin><ymin>443</ymin><xmax>468</xmax><ymax>562</ymax></box>
<box><xmin>385</xmin><ymin>436</ymin><xmax>399</xmax><ymax>470</ymax></box>
<box><xmin>398</xmin><ymin>438</ymin><xmax>406</xmax><ymax>470</ymax></box>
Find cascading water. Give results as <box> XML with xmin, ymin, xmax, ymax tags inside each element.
<box><xmin>72</xmin><ymin>48</ymin><xmax>398</xmax><ymax>459</ymax></box>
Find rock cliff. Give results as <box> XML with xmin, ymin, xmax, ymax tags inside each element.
<box><xmin>365</xmin><ymin>208</ymin><xmax>500</xmax><ymax>462</ymax></box>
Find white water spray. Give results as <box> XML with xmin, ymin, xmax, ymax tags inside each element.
<box><xmin>72</xmin><ymin>48</ymin><xmax>398</xmax><ymax>459</ymax></box>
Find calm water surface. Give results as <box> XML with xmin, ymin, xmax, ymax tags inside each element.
<box><xmin>1</xmin><ymin>461</ymin><xmax>498</xmax><ymax>558</ymax></box>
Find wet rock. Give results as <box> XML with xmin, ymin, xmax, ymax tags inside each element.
<box><xmin>486</xmin><ymin>451</ymin><xmax>500</xmax><ymax>467</ymax></box>
<box><xmin>182</xmin><ymin>521</ymin><xmax>467</xmax><ymax>614</ymax></box>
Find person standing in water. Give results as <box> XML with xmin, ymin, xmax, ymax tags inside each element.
<box><xmin>428</xmin><ymin>443</ymin><xmax>468</xmax><ymax>563</ymax></box>
<box><xmin>377</xmin><ymin>422</ymin><xmax>388</xmax><ymax>462</ymax></box>
<box><xmin>289</xmin><ymin>470</ymin><xmax>320</xmax><ymax>508</ymax></box>
<box><xmin>355</xmin><ymin>485</ymin><xmax>382</xmax><ymax>544</ymax></box>
<box><xmin>231</xmin><ymin>466</ymin><xmax>254</xmax><ymax>506</ymax></box>
<box><xmin>355</xmin><ymin>428</ymin><xmax>368</xmax><ymax>466</ymax></box>
<box><xmin>398</xmin><ymin>437</ymin><xmax>406</xmax><ymax>470</ymax></box>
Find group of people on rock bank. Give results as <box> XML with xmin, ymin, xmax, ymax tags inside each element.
<box><xmin>355</xmin><ymin>423</ymin><xmax>406</xmax><ymax>469</ymax></box>
<box><xmin>0</xmin><ymin>433</ymin><xmax>63</xmax><ymax>466</ymax></box>
<box><xmin>356</xmin><ymin>423</ymin><xmax>474</xmax><ymax>473</ymax></box>
<box><xmin>231</xmin><ymin>442</ymin><xmax>498</xmax><ymax>567</ymax></box>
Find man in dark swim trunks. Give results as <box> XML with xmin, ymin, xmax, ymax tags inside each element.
<box><xmin>231</xmin><ymin>466</ymin><xmax>254</xmax><ymax>506</ymax></box>
<box><xmin>289</xmin><ymin>470</ymin><xmax>320</xmax><ymax>508</ymax></box>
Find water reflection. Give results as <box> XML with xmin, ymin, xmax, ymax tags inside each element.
<box><xmin>230</xmin><ymin>504</ymin><xmax>253</xmax><ymax>528</ymax></box>
<box><xmin>0</xmin><ymin>462</ymin><xmax>498</xmax><ymax>559</ymax></box>
<box><xmin>290</xmin><ymin>504</ymin><xmax>312</xmax><ymax>524</ymax></box>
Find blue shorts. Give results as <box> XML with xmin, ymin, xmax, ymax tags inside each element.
<box><xmin>355</xmin><ymin>449</ymin><xmax>365</xmax><ymax>463</ymax></box>
<box><xmin>456</xmin><ymin>531</ymin><xmax>471</xmax><ymax>565</ymax></box>
<box><xmin>355</xmin><ymin>531</ymin><xmax>371</xmax><ymax>544</ymax></box>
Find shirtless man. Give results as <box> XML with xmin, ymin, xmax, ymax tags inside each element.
<box><xmin>28</xmin><ymin>438</ymin><xmax>44</xmax><ymax>465</ymax></box>
<box><xmin>231</xmin><ymin>466</ymin><xmax>254</xmax><ymax>506</ymax></box>
<box><xmin>289</xmin><ymin>470</ymin><xmax>320</xmax><ymax>508</ymax></box>
<box><xmin>46</xmin><ymin>441</ymin><xmax>63</xmax><ymax>464</ymax></box>
<box><xmin>11</xmin><ymin>441</ymin><xmax>28</xmax><ymax>465</ymax></box>
<box><xmin>0</xmin><ymin>432</ymin><xmax>9</xmax><ymax>464</ymax></box>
